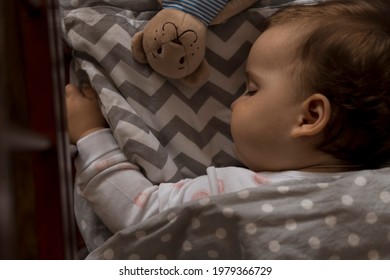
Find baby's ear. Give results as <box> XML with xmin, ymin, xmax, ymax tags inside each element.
<box><xmin>291</xmin><ymin>93</ymin><xmax>331</xmax><ymax>138</ymax></box>
<box><xmin>180</xmin><ymin>59</ymin><xmax>209</xmax><ymax>87</ymax></box>
<box><xmin>131</xmin><ymin>31</ymin><xmax>148</xmax><ymax>63</ymax></box>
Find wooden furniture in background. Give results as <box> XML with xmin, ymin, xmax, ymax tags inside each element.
<box><xmin>0</xmin><ymin>0</ymin><xmax>77</xmax><ymax>259</ymax></box>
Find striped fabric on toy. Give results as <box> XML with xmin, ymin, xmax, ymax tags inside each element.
<box><xmin>163</xmin><ymin>0</ymin><xmax>229</xmax><ymax>25</ymax></box>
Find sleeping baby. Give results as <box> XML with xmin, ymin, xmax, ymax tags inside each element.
<box><xmin>66</xmin><ymin>0</ymin><xmax>390</xmax><ymax>233</ymax></box>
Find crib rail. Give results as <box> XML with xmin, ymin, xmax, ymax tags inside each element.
<box><xmin>0</xmin><ymin>0</ymin><xmax>77</xmax><ymax>260</ymax></box>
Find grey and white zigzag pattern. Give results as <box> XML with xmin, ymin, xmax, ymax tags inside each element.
<box><xmin>64</xmin><ymin>1</ymin><xmax>297</xmax><ymax>182</ymax></box>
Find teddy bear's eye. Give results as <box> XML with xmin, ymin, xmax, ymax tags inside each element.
<box><xmin>157</xmin><ymin>47</ymin><xmax>162</xmax><ymax>54</ymax></box>
<box><xmin>179</xmin><ymin>57</ymin><xmax>185</xmax><ymax>64</ymax></box>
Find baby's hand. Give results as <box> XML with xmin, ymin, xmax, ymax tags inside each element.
<box><xmin>65</xmin><ymin>84</ymin><xmax>108</xmax><ymax>144</ymax></box>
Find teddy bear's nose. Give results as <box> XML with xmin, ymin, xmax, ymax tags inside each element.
<box><xmin>172</xmin><ymin>38</ymin><xmax>183</xmax><ymax>45</ymax></box>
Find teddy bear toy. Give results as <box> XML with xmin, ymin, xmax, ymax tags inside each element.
<box><xmin>131</xmin><ymin>0</ymin><xmax>257</xmax><ymax>87</ymax></box>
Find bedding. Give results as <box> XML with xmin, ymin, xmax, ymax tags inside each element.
<box><xmin>86</xmin><ymin>167</ymin><xmax>390</xmax><ymax>259</ymax></box>
<box><xmin>60</xmin><ymin>0</ymin><xmax>390</xmax><ymax>259</ymax></box>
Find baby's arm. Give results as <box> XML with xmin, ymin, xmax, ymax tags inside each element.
<box><xmin>75</xmin><ymin>129</ymin><xmax>261</xmax><ymax>233</ymax></box>
<box><xmin>74</xmin><ymin>128</ymin><xmax>161</xmax><ymax>232</ymax></box>
<box><xmin>65</xmin><ymin>85</ymin><xmax>260</xmax><ymax>233</ymax></box>
<box><xmin>66</xmin><ymin>84</ymin><xmax>160</xmax><ymax>231</ymax></box>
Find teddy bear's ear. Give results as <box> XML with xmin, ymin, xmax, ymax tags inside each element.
<box><xmin>131</xmin><ymin>31</ymin><xmax>148</xmax><ymax>63</ymax></box>
<box><xmin>180</xmin><ymin>59</ymin><xmax>210</xmax><ymax>87</ymax></box>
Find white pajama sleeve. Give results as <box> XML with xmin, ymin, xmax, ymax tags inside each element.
<box><xmin>158</xmin><ymin>166</ymin><xmax>263</xmax><ymax>210</ymax></box>
<box><xmin>74</xmin><ymin>129</ymin><xmax>261</xmax><ymax>233</ymax></box>
<box><xmin>74</xmin><ymin>129</ymin><xmax>159</xmax><ymax>233</ymax></box>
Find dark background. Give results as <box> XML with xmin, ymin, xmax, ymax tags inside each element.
<box><xmin>0</xmin><ymin>0</ymin><xmax>78</xmax><ymax>259</ymax></box>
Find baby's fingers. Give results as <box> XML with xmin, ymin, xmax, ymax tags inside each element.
<box><xmin>65</xmin><ymin>84</ymin><xmax>82</xmax><ymax>98</ymax></box>
<box><xmin>81</xmin><ymin>84</ymin><xmax>98</xmax><ymax>100</ymax></box>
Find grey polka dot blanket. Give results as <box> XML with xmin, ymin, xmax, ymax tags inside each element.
<box><xmin>88</xmin><ymin>168</ymin><xmax>390</xmax><ymax>260</ymax></box>
<box><xmin>60</xmin><ymin>0</ymin><xmax>390</xmax><ymax>259</ymax></box>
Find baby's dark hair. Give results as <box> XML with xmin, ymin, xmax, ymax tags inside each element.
<box><xmin>270</xmin><ymin>0</ymin><xmax>390</xmax><ymax>169</ymax></box>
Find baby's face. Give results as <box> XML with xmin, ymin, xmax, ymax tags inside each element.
<box><xmin>230</xmin><ymin>24</ymin><xmax>305</xmax><ymax>171</ymax></box>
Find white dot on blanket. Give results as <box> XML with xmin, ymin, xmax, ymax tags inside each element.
<box><xmin>268</xmin><ymin>240</ymin><xmax>281</xmax><ymax>253</ymax></box>
<box><xmin>285</xmin><ymin>219</ymin><xmax>297</xmax><ymax>231</ymax></box>
<box><xmin>380</xmin><ymin>191</ymin><xmax>390</xmax><ymax>203</ymax></box>
<box><xmin>261</xmin><ymin>203</ymin><xmax>274</xmax><ymax>213</ymax></box>
<box><xmin>348</xmin><ymin>234</ymin><xmax>360</xmax><ymax>247</ymax></box>
<box><xmin>341</xmin><ymin>195</ymin><xmax>354</xmax><ymax>206</ymax></box>
<box><xmin>222</xmin><ymin>208</ymin><xmax>234</xmax><ymax>218</ymax></box>
<box><xmin>368</xmin><ymin>250</ymin><xmax>380</xmax><ymax>260</ymax></box>
<box><xmin>354</xmin><ymin>176</ymin><xmax>367</xmax><ymax>186</ymax></box>
<box><xmin>325</xmin><ymin>215</ymin><xmax>337</xmax><ymax>228</ymax></box>
<box><xmin>216</xmin><ymin>228</ymin><xmax>227</xmax><ymax>240</ymax></box>
<box><xmin>156</xmin><ymin>254</ymin><xmax>167</xmax><ymax>260</ymax></box>
<box><xmin>308</xmin><ymin>237</ymin><xmax>321</xmax><ymax>249</ymax></box>
<box><xmin>191</xmin><ymin>218</ymin><xmax>201</xmax><ymax>229</ymax></box>
<box><xmin>208</xmin><ymin>250</ymin><xmax>219</xmax><ymax>258</ymax></box>
<box><xmin>198</xmin><ymin>197</ymin><xmax>211</xmax><ymax>206</ymax></box>
<box><xmin>182</xmin><ymin>240</ymin><xmax>192</xmax><ymax>251</ymax></box>
<box><xmin>128</xmin><ymin>254</ymin><xmax>140</xmax><ymax>260</ymax></box>
<box><xmin>103</xmin><ymin>248</ymin><xmax>114</xmax><ymax>260</ymax></box>
<box><xmin>245</xmin><ymin>223</ymin><xmax>257</xmax><ymax>235</ymax></box>
<box><xmin>277</xmin><ymin>186</ymin><xmax>290</xmax><ymax>194</ymax></box>
<box><xmin>317</xmin><ymin>182</ymin><xmax>329</xmax><ymax>189</ymax></box>
<box><xmin>366</xmin><ymin>212</ymin><xmax>378</xmax><ymax>224</ymax></box>
<box><xmin>301</xmin><ymin>199</ymin><xmax>314</xmax><ymax>210</ymax></box>
<box><xmin>94</xmin><ymin>236</ymin><xmax>105</xmax><ymax>246</ymax></box>
<box><xmin>238</xmin><ymin>190</ymin><xmax>250</xmax><ymax>199</ymax></box>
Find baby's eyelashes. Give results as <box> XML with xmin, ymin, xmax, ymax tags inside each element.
<box><xmin>244</xmin><ymin>80</ymin><xmax>258</xmax><ymax>96</ymax></box>
<box><xmin>244</xmin><ymin>89</ymin><xmax>257</xmax><ymax>96</ymax></box>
